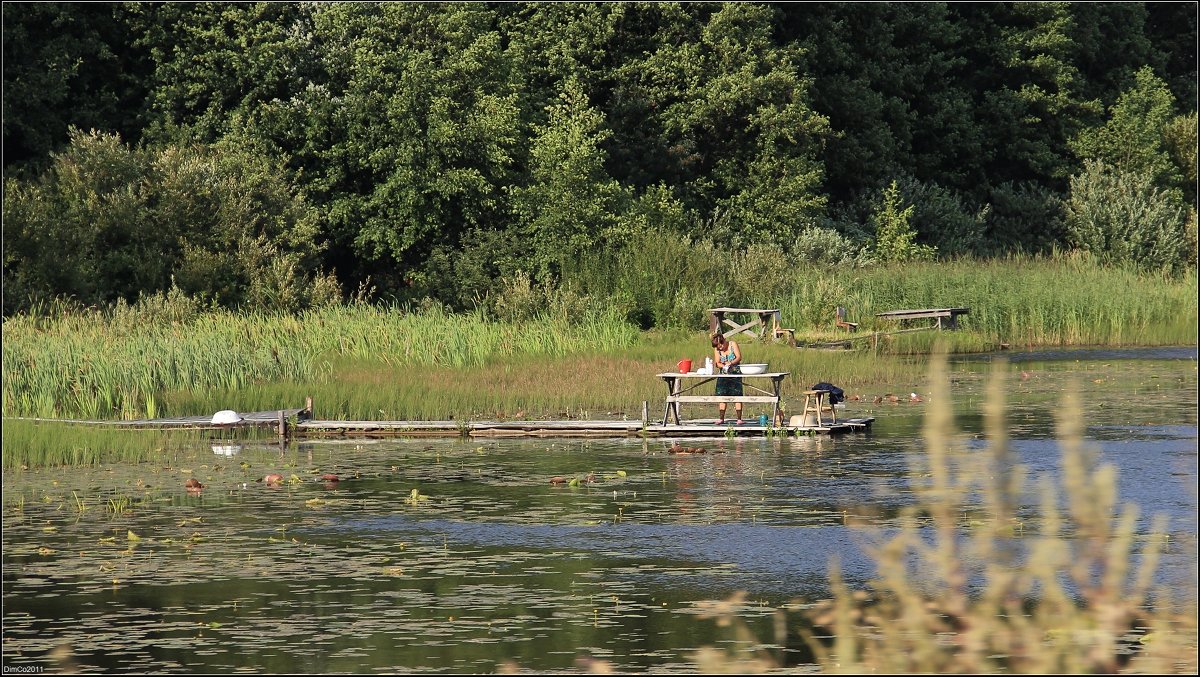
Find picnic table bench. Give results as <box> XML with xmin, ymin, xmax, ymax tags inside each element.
<box><xmin>658</xmin><ymin>371</ymin><xmax>789</xmax><ymax>425</ymax></box>
<box><xmin>875</xmin><ymin>307</ymin><xmax>970</xmax><ymax>331</ymax></box>
<box><xmin>708</xmin><ymin>307</ymin><xmax>794</xmax><ymax>344</ymax></box>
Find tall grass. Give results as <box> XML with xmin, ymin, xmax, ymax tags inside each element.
<box><xmin>565</xmin><ymin>238</ymin><xmax>1196</xmax><ymax>346</ymax></box>
<box><xmin>693</xmin><ymin>352</ymin><xmax>1198</xmax><ymax>673</ymax></box>
<box><xmin>772</xmin><ymin>254</ymin><xmax>1196</xmax><ymax>347</ymax></box>
<box><xmin>161</xmin><ymin>336</ymin><xmax>926</xmax><ymax>422</ymax></box>
<box><xmin>3</xmin><ymin>253</ymin><xmax>1194</xmax><ymax>422</ymax></box>
<box><xmin>1</xmin><ymin>419</ymin><xmax>207</xmax><ymax>469</ymax></box>
<box><xmin>3</xmin><ymin>301</ymin><xmax>925</xmax><ymax>421</ymax></box>
<box><xmin>1</xmin><ymin>303</ymin><xmax>639</xmax><ymax>420</ymax></box>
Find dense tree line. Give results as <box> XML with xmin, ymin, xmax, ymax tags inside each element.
<box><xmin>3</xmin><ymin>2</ymin><xmax>1196</xmax><ymax>318</ymax></box>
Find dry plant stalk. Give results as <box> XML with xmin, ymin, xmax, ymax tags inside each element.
<box><xmin>797</xmin><ymin>351</ymin><xmax>1198</xmax><ymax>674</ymax></box>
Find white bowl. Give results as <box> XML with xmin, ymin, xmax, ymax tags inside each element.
<box><xmin>211</xmin><ymin>409</ymin><xmax>243</xmax><ymax>425</ymax></box>
<box><xmin>740</xmin><ymin>363</ymin><xmax>768</xmax><ymax>375</ymax></box>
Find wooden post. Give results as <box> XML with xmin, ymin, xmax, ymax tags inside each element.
<box><xmin>277</xmin><ymin>410</ymin><xmax>287</xmax><ymax>440</ymax></box>
<box><xmin>641</xmin><ymin>400</ymin><xmax>649</xmax><ymax>425</ymax></box>
<box><xmin>305</xmin><ymin>395</ymin><xmax>313</xmax><ymax>419</ymax></box>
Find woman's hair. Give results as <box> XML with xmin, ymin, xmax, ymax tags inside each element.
<box><xmin>711</xmin><ymin>334</ymin><xmax>727</xmax><ymax>348</ymax></box>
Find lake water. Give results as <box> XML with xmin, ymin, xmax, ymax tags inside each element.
<box><xmin>3</xmin><ymin>348</ymin><xmax>1196</xmax><ymax>673</ymax></box>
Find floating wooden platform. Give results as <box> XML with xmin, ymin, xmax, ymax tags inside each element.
<box><xmin>13</xmin><ymin>409</ymin><xmax>874</xmax><ymax>439</ymax></box>
<box><xmin>10</xmin><ymin>409</ymin><xmax>307</xmax><ymax>431</ymax></box>
<box><xmin>295</xmin><ymin>417</ymin><xmax>874</xmax><ymax>438</ymax></box>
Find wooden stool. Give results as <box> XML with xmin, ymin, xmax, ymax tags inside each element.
<box><xmin>801</xmin><ymin>390</ymin><xmax>835</xmax><ymax>427</ymax></box>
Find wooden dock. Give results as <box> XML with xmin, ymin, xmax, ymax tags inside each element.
<box><xmin>15</xmin><ymin>409</ymin><xmax>874</xmax><ymax>439</ymax></box>
<box><xmin>296</xmin><ymin>417</ymin><xmax>874</xmax><ymax>438</ymax></box>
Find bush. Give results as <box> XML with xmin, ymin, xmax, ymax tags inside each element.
<box><xmin>1065</xmin><ymin>160</ymin><xmax>1190</xmax><ymax>274</ymax></box>
<box><xmin>894</xmin><ymin>175</ymin><xmax>986</xmax><ymax>257</ymax></box>
<box><xmin>871</xmin><ymin>180</ymin><xmax>937</xmax><ymax>263</ymax></box>
<box><xmin>2</xmin><ymin>129</ymin><xmax>332</xmax><ymax>315</ymax></box>
<box><xmin>790</xmin><ymin>226</ymin><xmax>874</xmax><ymax>267</ymax></box>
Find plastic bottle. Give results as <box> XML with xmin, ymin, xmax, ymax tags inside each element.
<box><xmin>704</xmin><ymin>357</ymin><xmax>713</xmax><ymax>375</ymax></box>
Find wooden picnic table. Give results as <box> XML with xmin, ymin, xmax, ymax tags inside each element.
<box><xmin>708</xmin><ymin>307</ymin><xmax>793</xmax><ymax>342</ymax></box>
<box><xmin>657</xmin><ymin>371</ymin><xmax>789</xmax><ymax>425</ymax></box>
<box><xmin>875</xmin><ymin>307</ymin><xmax>970</xmax><ymax>330</ymax></box>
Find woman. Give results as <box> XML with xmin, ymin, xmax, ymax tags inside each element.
<box><xmin>711</xmin><ymin>334</ymin><xmax>744</xmax><ymax>424</ymax></box>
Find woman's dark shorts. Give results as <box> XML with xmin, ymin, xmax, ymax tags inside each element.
<box><xmin>715</xmin><ymin>365</ymin><xmax>743</xmax><ymax>397</ymax></box>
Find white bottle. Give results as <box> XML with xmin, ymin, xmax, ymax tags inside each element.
<box><xmin>704</xmin><ymin>357</ymin><xmax>713</xmax><ymax>375</ymax></box>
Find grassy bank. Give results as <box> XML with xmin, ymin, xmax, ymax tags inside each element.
<box><xmin>563</xmin><ymin>243</ymin><xmax>1197</xmax><ymax>347</ymax></box>
<box><xmin>2</xmin><ymin>256</ymin><xmax>1195</xmax><ymax>422</ymax></box>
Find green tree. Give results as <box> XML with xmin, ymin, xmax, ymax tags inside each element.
<box><xmin>130</xmin><ymin>2</ymin><xmax>315</xmax><ymax>146</ymax></box>
<box><xmin>1072</xmin><ymin>66</ymin><xmax>1182</xmax><ymax>190</ymax></box>
<box><xmin>872</xmin><ymin>180</ymin><xmax>936</xmax><ymax>264</ymax></box>
<box><xmin>954</xmin><ymin>3</ymin><xmax>1104</xmax><ymax>192</ymax></box>
<box><xmin>509</xmin><ymin>78</ymin><xmax>626</xmax><ymax>280</ymax></box>
<box><xmin>2</xmin><ymin>3</ymin><xmax>149</xmax><ymax>171</ymax></box>
<box><xmin>302</xmin><ymin>3</ymin><xmax>521</xmax><ymax>297</ymax></box>
<box><xmin>1162</xmin><ymin>112</ymin><xmax>1198</xmax><ymax>207</ymax></box>
<box><xmin>780</xmin><ymin>3</ymin><xmax>983</xmax><ymax>199</ymax></box>
<box><xmin>617</xmin><ymin>3</ymin><xmax>830</xmax><ymax>249</ymax></box>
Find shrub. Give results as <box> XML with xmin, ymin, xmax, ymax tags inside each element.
<box><xmin>871</xmin><ymin>180</ymin><xmax>937</xmax><ymax>263</ymax></box>
<box><xmin>692</xmin><ymin>353</ymin><xmax>1197</xmax><ymax>674</ymax></box>
<box><xmin>1065</xmin><ymin>160</ymin><xmax>1190</xmax><ymax>274</ymax></box>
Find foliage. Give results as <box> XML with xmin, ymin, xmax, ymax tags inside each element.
<box><xmin>982</xmin><ymin>181</ymin><xmax>1068</xmax><ymax>255</ymax></box>
<box><xmin>1072</xmin><ymin>66</ymin><xmax>1185</xmax><ymax>193</ymax></box>
<box><xmin>2</xmin><ymin>129</ymin><xmax>335</xmax><ymax>315</ymax></box>
<box><xmin>1</xmin><ymin>3</ymin><xmax>148</xmax><ymax>169</ymax></box>
<box><xmin>893</xmin><ymin>175</ymin><xmax>987</xmax><ymax>257</ymax></box>
<box><xmin>809</xmin><ymin>355</ymin><xmax>1195</xmax><ymax>673</ymax></box>
<box><xmin>870</xmin><ymin>181</ymin><xmax>937</xmax><ymax>264</ymax></box>
<box><xmin>1162</xmin><ymin>112</ymin><xmax>1198</xmax><ymax>206</ymax></box>
<box><xmin>509</xmin><ymin>77</ymin><xmax>627</xmax><ymax>280</ymax></box>
<box><xmin>2</xmin><ymin>3</ymin><xmax>1197</xmax><ymax>312</ymax></box>
<box><xmin>1065</xmin><ymin>160</ymin><xmax>1190</xmax><ymax>274</ymax></box>
<box><xmin>790</xmin><ymin>227</ymin><xmax>873</xmax><ymax>268</ymax></box>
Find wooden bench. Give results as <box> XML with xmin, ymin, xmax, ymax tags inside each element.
<box><xmin>875</xmin><ymin>307</ymin><xmax>970</xmax><ymax>331</ymax></box>
<box><xmin>835</xmin><ymin>306</ymin><xmax>858</xmax><ymax>332</ymax></box>
<box><xmin>709</xmin><ymin>307</ymin><xmax>795</xmax><ymax>345</ymax></box>
<box><xmin>770</xmin><ymin>311</ymin><xmax>796</xmax><ymax>346</ymax></box>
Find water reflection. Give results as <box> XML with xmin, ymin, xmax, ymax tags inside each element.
<box><xmin>211</xmin><ymin>444</ymin><xmax>242</xmax><ymax>457</ymax></box>
<box><xmin>3</xmin><ymin>352</ymin><xmax>1195</xmax><ymax>673</ymax></box>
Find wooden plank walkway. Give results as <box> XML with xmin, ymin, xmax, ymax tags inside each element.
<box><xmin>13</xmin><ymin>409</ymin><xmax>874</xmax><ymax>438</ymax></box>
<box><xmin>9</xmin><ymin>409</ymin><xmax>307</xmax><ymax>431</ymax></box>
<box><xmin>296</xmin><ymin>417</ymin><xmax>874</xmax><ymax>438</ymax></box>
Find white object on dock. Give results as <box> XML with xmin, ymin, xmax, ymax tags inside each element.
<box><xmin>211</xmin><ymin>410</ymin><xmax>243</xmax><ymax>425</ymax></box>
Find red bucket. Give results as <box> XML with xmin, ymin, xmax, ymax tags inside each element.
<box><xmin>676</xmin><ymin>359</ymin><xmax>693</xmax><ymax>373</ymax></box>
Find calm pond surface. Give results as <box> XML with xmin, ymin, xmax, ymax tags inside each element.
<box><xmin>3</xmin><ymin>347</ymin><xmax>1196</xmax><ymax>673</ymax></box>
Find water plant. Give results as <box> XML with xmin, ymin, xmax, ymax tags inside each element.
<box><xmin>1</xmin><ymin>419</ymin><xmax>206</xmax><ymax>470</ymax></box>
<box><xmin>107</xmin><ymin>495</ymin><xmax>132</xmax><ymax>516</ymax></box>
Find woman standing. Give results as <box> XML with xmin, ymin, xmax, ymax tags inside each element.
<box><xmin>711</xmin><ymin>334</ymin><xmax>743</xmax><ymax>424</ymax></box>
